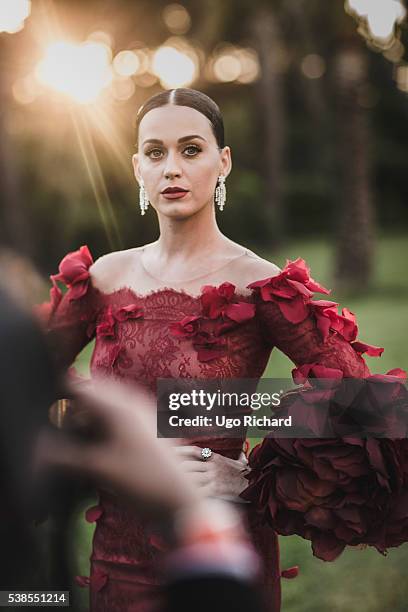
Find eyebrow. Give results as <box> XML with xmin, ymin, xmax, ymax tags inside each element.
<box><xmin>142</xmin><ymin>135</ymin><xmax>207</xmax><ymax>146</ymax></box>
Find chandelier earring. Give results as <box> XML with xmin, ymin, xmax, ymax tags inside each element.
<box><xmin>215</xmin><ymin>175</ymin><xmax>226</xmax><ymax>211</ymax></box>
<box><xmin>139</xmin><ymin>179</ymin><xmax>150</xmax><ymax>216</ymax></box>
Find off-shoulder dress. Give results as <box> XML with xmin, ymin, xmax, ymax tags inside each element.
<box><xmin>36</xmin><ymin>244</ymin><xmax>408</xmax><ymax>612</ymax></box>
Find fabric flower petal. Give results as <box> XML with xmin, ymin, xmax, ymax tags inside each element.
<box><xmin>201</xmin><ymin>282</ymin><xmax>237</xmax><ymax>319</ymax></box>
<box><xmin>218</xmin><ymin>282</ymin><xmax>236</xmax><ymax>301</ymax></box>
<box><xmin>75</xmin><ymin>575</ymin><xmax>90</xmax><ymax>588</ymax></box>
<box><xmin>85</xmin><ymin>505</ymin><xmax>103</xmax><ymax>523</ymax></box>
<box><xmin>170</xmin><ymin>316</ymin><xmax>202</xmax><ymax>338</ymax></box>
<box><xmin>281</xmin><ymin>566</ymin><xmax>299</xmax><ymax>579</ymax></box>
<box><xmin>278</xmin><ymin>296</ymin><xmax>310</xmax><ymax>324</ymax></box>
<box><xmin>114</xmin><ymin>304</ymin><xmax>144</xmax><ymax>322</ymax></box>
<box><xmin>52</xmin><ymin>245</ymin><xmax>93</xmax><ymax>301</ymax></box>
<box><xmin>96</xmin><ymin>306</ymin><xmax>116</xmax><ymax>338</ymax></box>
<box><xmin>292</xmin><ymin>362</ymin><xmax>344</xmax><ymax>385</ymax></box>
<box><xmin>224</xmin><ymin>301</ymin><xmax>256</xmax><ymax>323</ymax></box>
<box><xmin>351</xmin><ymin>341</ymin><xmax>384</xmax><ymax>357</ymax></box>
<box><xmin>247</xmin><ymin>258</ymin><xmax>330</xmax><ymax>325</ymax></box>
<box><xmin>386</xmin><ymin>368</ymin><xmax>407</xmax><ymax>379</ymax></box>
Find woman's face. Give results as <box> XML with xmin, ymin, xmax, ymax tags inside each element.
<box><xmin>132</xmin><ymin>104</ymin><xmax>231</xmax><ymax>219</ymax></box>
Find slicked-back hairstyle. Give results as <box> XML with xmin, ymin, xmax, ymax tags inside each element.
<box><xmin>135</xmin><ymin>88</ymin><xmax>225</xmax><ymax>149</ymax></box>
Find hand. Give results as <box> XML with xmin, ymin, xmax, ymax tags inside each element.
<box><xmin>34</xmin><ymin>378</ymin><xmax>202</xmax><ymax>515</ymax></box>
<box><xmin>173</xmin><ymin>445</ymin><xmax>251</xmax><ymax>499</ymax></box>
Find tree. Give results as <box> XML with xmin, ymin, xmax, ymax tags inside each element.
<box><xmin>332</xmin><ymin>41</ymin><xmax>375</xmax><ymax>293</ymax></box>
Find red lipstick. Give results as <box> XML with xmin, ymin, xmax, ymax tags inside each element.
<box><xmin>161</xmin><ymin>186</ymin><xmax>189</xmax><ymax>200</ymax></box>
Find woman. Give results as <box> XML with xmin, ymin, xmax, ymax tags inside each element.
<box><xmin>37</xmin><ymin>88</ymin><xmax>407</xmax><ymax>612</ymax></box>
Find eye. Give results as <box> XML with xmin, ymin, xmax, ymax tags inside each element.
<box><xmin>183</xmin><ymin>144</ymin><xmax>201</xmax><ymax>157</ymax></box>
<box><xmin>145</xmin><ymin>148</ymin><xmax>163</xmax><ymax>159</ymax></box>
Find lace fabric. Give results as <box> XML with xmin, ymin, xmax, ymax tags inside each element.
<box><xmin>36</xmin><ymin>246</ymin><xmax>406</xmax><ymax>612</ymax></box>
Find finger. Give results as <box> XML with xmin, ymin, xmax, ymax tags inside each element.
<box><xmin>178</xmin><ymin>460</ymin><xmax>208</xmax><ymax>473</ymax></box>
<box><xmin>186</xmin><ymin>472</ymin><xmax>211</xmax><ymax>488</ymax></box>
<box><xmin>173</xmin><ymin>445</ymin><xmax>204</xmax><ymax>460</ymax></box>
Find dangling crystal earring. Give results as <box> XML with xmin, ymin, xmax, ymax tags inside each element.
<box><xmin>139</xmin><ymin>179</ymin><xmax>150</xmax><ymax>215</ymax></box>
<box><xmin>214</xmin><ymin>175</ymin><xmax>226</xmax><ymax>211</ymax></box>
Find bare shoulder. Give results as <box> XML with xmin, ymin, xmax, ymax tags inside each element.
<box><xmin>225</xmin><ymin>248</ymin><xmax>281</xmax><ymax>291</ymax></box>
<box><xmin>240</xmin><ymin>249</ymin><xmax>281</xmax><ymax>281</ymax></box>
<box><xmin>219</xmin><ymin>238</ymin><xmax>281</xmax><ymax>279</ymax></box>
<box><xmin>89</xmin><ymin>243</ymin><xmax>152</xmax><ymax>292</ymax></box>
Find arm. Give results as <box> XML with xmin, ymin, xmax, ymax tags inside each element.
<box><xmin>35</xmin><ymin>245</ymin><xmax>97</xmax><ymax>372</ymax></box>
<box><xmin>241</xmin><ymin>258</ymin><xmax>408</xmax><ymax>562</ymax></box>
<box><xmin>248</xmin><ymin>256</ymin><xmax>381</xmax><ymax>378</ymax></box>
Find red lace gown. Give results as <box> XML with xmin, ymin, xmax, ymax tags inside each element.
<box><xmin>36</xmin><ymin>245</ymin><xmax>406</xmax><ymax>612</ymax></box>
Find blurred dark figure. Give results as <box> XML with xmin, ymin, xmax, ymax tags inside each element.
<box><xmin>0</xmin><ymin>252</ymin><xmax>93</xmax><ymax>605</ymax></box>
<box><xmin>0</xmin><ymin>282</ymin><xmax>59</xmax><ymax>589</ymax></box>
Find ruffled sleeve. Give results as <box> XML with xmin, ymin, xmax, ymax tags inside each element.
<box><xmin>247</xmin><ymin>257</ymin><xmax>383</xmax><ymax>377</ymax></box>
<box><xmin>34</xmin><ymin>245</ymin><xmax>97</xmax><ymax>371</ymax></box>
<box><xmin>241</xmin><ymin>257</ymin><xmax>408</xmax><ymax>562</ymax></box>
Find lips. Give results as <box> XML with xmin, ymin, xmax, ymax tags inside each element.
<box><xmin>161</xmin><ymin>186</ymin><xmax>190</xmax><ymax>200</ymax></box>
<box><xmin>161</xmin><ymin>187</ymin><xmax>189</xmax><ymax>194</ymax></box>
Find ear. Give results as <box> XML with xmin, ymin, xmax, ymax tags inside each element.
<box><xmin>132</xmin><ymin>153</ymin><xmax>141</xmax><ymax>184</ymax></box>
<box><xmin>219</xmin><ymin>146</ymin><xmax>232</xmax><ymax>179</ymax></box>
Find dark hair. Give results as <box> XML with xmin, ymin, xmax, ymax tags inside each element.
<box><xmin>135</xmin><ymin>88</ymin><xmax>225</xmax><ymax>149</ymax></box>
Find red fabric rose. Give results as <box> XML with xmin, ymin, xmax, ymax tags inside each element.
<box><xmin>51</xmin><ymin>245</ymin><xmax>93</xmax><ymax>301</ymax></box>
<box><xmin>170</xmin><ymin>283</ymin><xmax>254</xmax><ymax>362</ymax></box>
<box><xmin>242</xmin><ymin>434</ymin><xmax>408</xmax><ymax>561</ymax></box>
<box><xmin>310</xmin><ymin>300</ymin><xmax>384</xmax><ymax>358</ymax></box>
<box><xmin>114</xmin><ymin>303</ymin><xmax>144</xmax><ymax>322</ymax></box>
<box><xmin>96</xmin><ymin>304</ymin><xmax>144</xmax><ymax>340</ymax></box>
<box><xmin>169</xmin><ymin>315</ymin><xmax>228</xmax><ymax>362</ymax></box>
<box><xmin>311</xmin><ymin>300</ymin><xmax>358</xmax><ymax>343</ymax></box>
<box><xmin>247</xmin><ymin>258</ymin><xmax>330</xmax><ymax>324</ymax></box>
<box><xmin>200</xmin><ymin>282</ymin><xmax>255</xmax><ymax>323</ymax></box>
<box><xmin>242</xmin><ymin>368</ymin><xmax>408</xmax><ymax>561</ymax></box>
<box><xmin>201</xmin><ymin>282</ymin><xmax>235</xmax><ymax>318</ymax></box>
<box><xmin>169</xmin><ymin>315</ymin><xmax>202</xmax><ymax>338</ymax></box>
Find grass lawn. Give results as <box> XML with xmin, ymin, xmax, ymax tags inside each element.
<box><xmin>70</xmin><ymin>233</ymin><xmax>408</xmax><ymax>611</ymax></box>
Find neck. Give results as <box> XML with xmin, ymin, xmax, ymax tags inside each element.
<box><xmin>154</xmin><ymin>204</ymin><xmax>225</xmax><ymax>262</ymax></box>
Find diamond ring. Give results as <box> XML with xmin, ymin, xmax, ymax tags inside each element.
<box><xmin>201</xmin><ymin>447</ymin><xmax>212</xmax><ymax>461</ymax></box>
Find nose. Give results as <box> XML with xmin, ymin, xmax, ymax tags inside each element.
<box><xmin>163</xmin><ymin>150</ymin><xmax>182</xmax><ymax>180</ymax></box>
